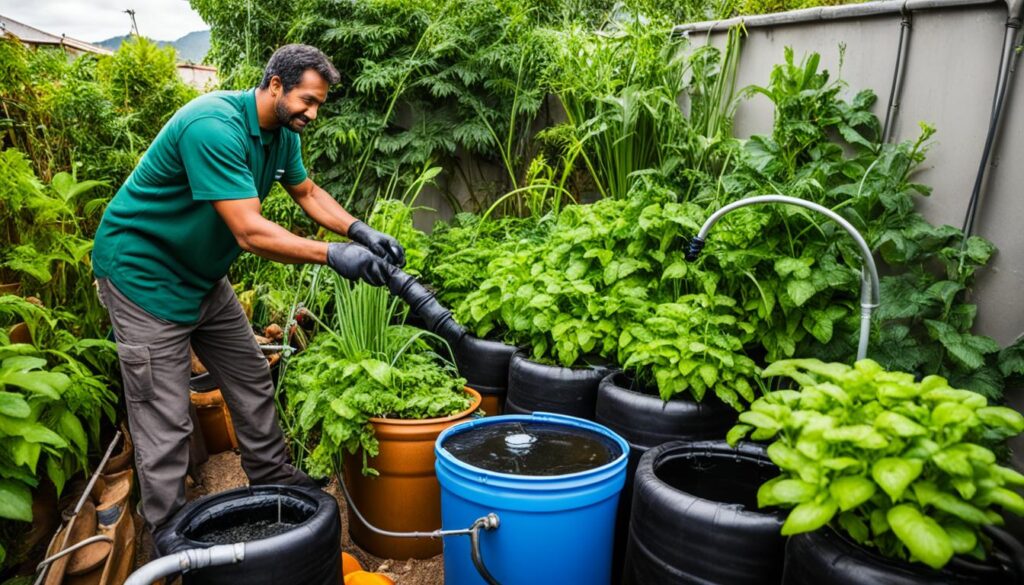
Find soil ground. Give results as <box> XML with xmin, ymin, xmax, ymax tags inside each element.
<box><xmin>133</xmin><ymin>451</ymin><xmax>444</xmax><ymax>585</ymax></box>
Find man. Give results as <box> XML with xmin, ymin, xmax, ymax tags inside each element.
<box><xmin>91</xmin><ymin>44</ymin><xmax>404</xmax><ymax>542</ymax></box>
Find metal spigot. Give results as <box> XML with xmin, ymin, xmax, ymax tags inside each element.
<box><xmin>686</xmin><ymin>195</ymin><xmax>880</xmax><ymax>360</ymax></box>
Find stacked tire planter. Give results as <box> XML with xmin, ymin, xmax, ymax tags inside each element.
<box><xmin>596</xmin><ymin>373</ymin><xmax>738</xmax><ymax>581</ymax></box>
<box><xmin>783</xmin><ymin>525</ymin><xmax>1024</xmax><ymax>585</ymax></box>
<box><xmin>452</xmin><ymin>333</ymin><xmax>518</xmax><ymax>416</ymax></box>
<box><xmin>624</xmin><ymin>440</ymin><xmax>786</xmax><ymax>585</ymax></box>
<box><xmin>504</xmin><ymin>350</ymin><xmax>616</xmax><ymax>420</ymax></box>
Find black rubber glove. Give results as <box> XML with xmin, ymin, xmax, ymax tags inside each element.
<box><xmin>347</xmin><ymin>221</ymin><xmax>406</xmax><ymax>268</ymax></box>
<box><xmin>326</xmin><ymin>243</ymin><xmax>392</xmax><ymax>287</ymax></box>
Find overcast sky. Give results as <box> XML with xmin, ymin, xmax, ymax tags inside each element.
<box><xmin>1</xmin><ymin>0</ymin><xmax>208</xmax><ymax>42</ymax></box>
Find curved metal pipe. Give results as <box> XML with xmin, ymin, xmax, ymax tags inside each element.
<box><xmin>124</xmin><ymin>543</ymin><xmax>245</xmax><ymax>585</ymax></box>
<box><xmin>686</xmin><ymin>195</ymin><xmax>880</xmax><ymax>360</ymax></box>
<box><xmin>335</xmin><ymin>468</ymin><xmax>502</xmax><ymax>584</ymax></box>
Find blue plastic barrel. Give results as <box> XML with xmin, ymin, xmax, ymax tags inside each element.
<box><xmin>435</xmin><ymin>412</ymin><xmax>629</xmax><ymax>585</ymax></box>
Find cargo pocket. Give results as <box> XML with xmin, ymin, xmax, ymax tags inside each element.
<box><xmin>117</xmin><ymin>344</ymin><xmax>156</xmax><ymax>402</ymax></box>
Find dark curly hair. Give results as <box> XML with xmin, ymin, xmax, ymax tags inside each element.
<box><xmin>259</xmin><ymin>44</ymin><xmax>340</xmax><ymax>92</ymax></box>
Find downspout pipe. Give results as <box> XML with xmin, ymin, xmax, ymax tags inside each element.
<box><xmin>882</xmin><ymin>2</ymin><xmax>913</xmax><ymax>143</ymax></box>
<box><xmin>961</xmin><ymin>0</ymin><xmax>1023</xmax><ymax>240</ymax></box>
<box><xmin>685</xmin><ymin>195</ymin><xmax>880</xmax><ymax>361</ymax></box>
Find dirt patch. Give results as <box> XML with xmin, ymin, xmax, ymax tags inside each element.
<box><xmin>134</xmin><ymin>450</ymin><xmax>444</xmax><ymax>584</ymax></box>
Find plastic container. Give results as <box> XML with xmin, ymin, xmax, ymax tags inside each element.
<box><xmin>435</xmin><ymin>412</ymin><xmax>629</xmax><ymax>584</ymax></box>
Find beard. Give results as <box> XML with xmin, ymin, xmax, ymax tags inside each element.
<box><xmin>274</xmin><ymin>99</ymin><xmax>310</xmax><ymax>132</ymax></box>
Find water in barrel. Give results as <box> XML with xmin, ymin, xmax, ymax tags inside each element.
<box><xmin>442</xmin><ymin>421</ymin><xmax>622</xmax><ymax>476</ymax></box>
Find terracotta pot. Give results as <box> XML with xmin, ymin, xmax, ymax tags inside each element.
<box><xmin>342</xmin><ymin>387</ymin><xmax>481</xmax><ymax>560</ymax></box>
<box><xmin>9</xmin><ymin>321</ymin><xmax>31</xmax><ymax>344</ymax></box>
<box><xmin>478</xmin><ymin>393</ymin><xmax>503</xmax><ymax>418</ymax></box>
<box><xmin>190</xmin><ymin>388</ymin><xmax>239</xmax><ymax>454</ymax></box>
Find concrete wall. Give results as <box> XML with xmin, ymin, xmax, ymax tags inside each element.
<box><xmin>682</xmin><ymin>0</ymin><xmax>1023</xmax><ymax>347</ymax></box>
<box><xmin>680</xmin><ymin>0</ymin><xmax>1024</xmax><ymax>468</ymax></box>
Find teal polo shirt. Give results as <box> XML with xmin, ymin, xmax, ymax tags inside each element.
<box><xmin>92</xmin><ymin>89</ymin><xmax>307</xmax><ymax>323</ymax></box>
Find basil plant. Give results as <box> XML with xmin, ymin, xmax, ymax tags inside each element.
<box><xmin>728</xmin><ymin>358</ymin><xmax>1024</xmax><ymax>569</ymax></box>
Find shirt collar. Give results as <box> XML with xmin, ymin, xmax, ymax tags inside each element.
<box><xmin>244</xmin><ymin>89</ymin><xmax>279</xmax><ymax>146</ymax></box>
<box><xmin>243</xmin><ymin>89</ymin><xmax>261</xmax><ymax>139</ymax></box>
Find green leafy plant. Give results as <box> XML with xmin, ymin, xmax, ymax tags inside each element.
<box><xmin>282</xmin><ymin>275</ymin><xmax>470</xmax><ymax>478</ymax></box>
<box><xmin>0</xmin><ymin>148</ymin><xmax>110</xmax><ymax>337</ymax></box>
<box><xmin>0</xmin><ymin>295</ymin><xmax>118</xmax><ymax>569</ymax></box>
<box><xmin>728</xmin><ymin>358</ymin><xmax>1024</xmax><ymax>569</ymax></box>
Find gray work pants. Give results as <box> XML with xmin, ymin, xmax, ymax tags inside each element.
<box><xmin>97</xmin><ymin>277</ymin><xmax>313</xmax><ymax>532</ymax></box>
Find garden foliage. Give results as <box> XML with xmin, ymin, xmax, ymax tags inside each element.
<box><xmin>729</xmin><ymin>359</ymin><xmax>1024</xmax><ymax>569</ymax></box>
<box><xmin>439</xmin><ymin>43</ymin><xmax>1010</xmax><ymax>410</ymax></box>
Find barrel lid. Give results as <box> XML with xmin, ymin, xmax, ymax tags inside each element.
<box><xmin>440</xmin><ymin>416</ymin><xmax>624</xmax><ymax>477</ymax></box>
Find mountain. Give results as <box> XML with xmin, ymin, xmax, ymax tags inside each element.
<box><xmin>95</xmin><ymin>30</ymin><xmax>210</xmax><ymax>63</ymax></box>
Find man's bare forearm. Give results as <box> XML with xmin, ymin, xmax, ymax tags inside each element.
<box><xmin>288</xmin><ymin>179</ymin><xmax>357</xmax><ymax>237</ymax></box>
<box><xmin>238</xmin><ymin>219</ymin><xmax>329</xmax><ymax>264</ymax></box>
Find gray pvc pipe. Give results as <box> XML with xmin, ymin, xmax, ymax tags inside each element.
<box><xmin>882</xmin><ymin>4</ymin><xmax>913</xmax><ymax>144</ymax></box>
<box><xmin>691</xmin><ymin>195</ymin><xmax>880</xmax><ymax>360</ymax></box>
<box><xmin>124</xmin><ymin>543</ymin><xmax>245</xmax><ymax>585</ymax></box>
<box><xmin>674</xmin><ymin>0</ymin><xmax>1000</xmax><ymax>34</ymax></box>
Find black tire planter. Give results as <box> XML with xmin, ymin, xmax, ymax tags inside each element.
<box><xmin>597</xmin><ymin>372</ymin><xmax>739</xmax><ymax>582</ymax></box>
<box><xmin>624</xmin><ymin>440</ymin><xmax>785</xmax><ymax>585</ymax></box>
<box><xmin>504</xmin><ymin>350</ymin><xmax>616</xmax><ymax>420</ymax></box>
<box><xmin>783</xmin><ymin>525</ymin><xmax>1024</xmax><ymax>585</ymax></box>
<box><xmin>452</xmin><ymin>334</ymin><xmax>518</xmax><ymax>415</ymax></box>
<box><xmin>155</xmin><ymin>485</ymin><xmax>340</xmax><ymax>585</ymax></box>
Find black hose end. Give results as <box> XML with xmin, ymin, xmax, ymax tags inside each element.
<box><xmin>685</xmin><ymin>237</ymin><xmax>705</xmax><ymax>262</ymax></box>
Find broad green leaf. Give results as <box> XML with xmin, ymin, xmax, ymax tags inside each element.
<box><xmin>822</xmin><ymin>457</ymin><xmax>862</xmax><ymax>472</ymax></box>
<box><xmin>0</xmin><ymin>479</ymin><xmax>32</xmax><ymax>522</ymax></box>
<box><xmin>46</xmin><ymin>456</ymin><xmax>66</xmax><ymax>496</ymax></box>
<box><xmin>823</xmin><ymin>425</ymin><xmax>888</xmax><ymax>449</ymax></box>
<box><xmin>976</xmin><ymin>407</ymin><xmax>1024</xmax><ymax>434</ymax></box>
<box><xmin>767</xmin><ymin>442</ymin><xmax>811</xmax><ymax>473</ymax></box>
<box><xmin>941</xmin><ymin>520</ymin><xmax>977</xmax><ymax>554</ymax></box>
<box><xmin>2</xmin><ymin>356</ymin><xmax>47</xmax><ymax>370</ymax></box>
<box><xmin>759</xmin><ymin>478</ymin><xmax>818</xmax><ymax>507</ymax></box>
<box><xmin>977</xmin><ymin>487</ymin><xmax>1024</xmax><ymax>516</ymax></box>
<box><xmin>870</xmin><ymin>508</ymin><xmax>890</xmax><ymax>535</ymax></box>
<box><xmin>874</xmin><ymin>411</ymin><xmax>926</xmax><ymax>437</ymax></box>
<box><xmin>994</xmin><ymin>466</ymin><xmax>1024</xmax><ymax>486</ymax></box>
<box><xmin>932</xmin><ymin>448</ymin><xmax>973</xmax><ymax>477</ymax></box>
<box><xmin>0</xmin><ymin>392</ymin><xmax>30</xmax><ymax>418</ymax></box>
<box><xmin>360</xmin><ymin>359</ymin><xmax>392</xmax><ymax>387</ymax></box>
<box><xmin>738</xmin><ymin>410</ymin><xmax>781</xmax><ymax>430</ymax></box>
<box><xmin>0</xmin><ymin>371</ymin><xmax>69</xmax><ymax>399</ymax></box>
<box><xmin>830</xmin><ymin>476</ymin><xmax>877</xmax><ymax>511</ymax></box>
<box><xmin>872</xmin><ymin>458</ymin><xmax>924</xmax><ymax>500</ymax></box>
<box><xmin>786</xmin><ymin>280</ymin><xmax>817</xmax><ymax>307</ymax></box>
<box><xmin>931</xmin><ymin>402</ymin><xmax>974</xmax><ymax>428</ymax></box>
<box><xmin>838</xmin><ymin>511</ymin><xmax>870</xmax><ymax>544</ymax></box>
<box><xmin>726</xmin><ymin>424</ymin><xmax>752</xmax><ymax>447</ymax></box>
<box><xmin>0</xmin><ymin>416</ymin><xmax>68</xmax><ymax>446</ymax></box>
<box><xmin>58</xmin><ymin>410</ymin><xmax>87</xmax><ymax>454</ymax></box>
<box><xmin>887</xmin><ymin>504</ymin><xmax>953</xmax><ymax>569</ymax></box>
<box><xmin>782</xmin><ymin>498</ymin><xmax>839</xmax><ymax>535</ymax></box>
<box><xmin>929</xmin><ymin>492</ymin><xmax>989</xmax><ymax>525</ymax></box>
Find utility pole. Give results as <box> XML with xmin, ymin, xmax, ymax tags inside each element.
<box><xmin>124</xmin><ymin>9</ymin><xmax>139</xmax><ymax>37</ymax></box>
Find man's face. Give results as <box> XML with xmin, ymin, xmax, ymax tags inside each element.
<box><xmin>271</xmin><ymin>70</ymin><xmax>329</xmax><ymax>133</ymax></box>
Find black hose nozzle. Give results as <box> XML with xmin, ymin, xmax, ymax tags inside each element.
<box><xmin>385</xmin><ymin>268</ymin><xmax>467</xmax><ymax>346</ymax></box>
<box><xmin>685</xmin><ymin>237</ymin><xmax>706</xmax><ymax>262</ymax></box>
